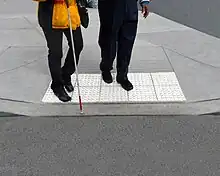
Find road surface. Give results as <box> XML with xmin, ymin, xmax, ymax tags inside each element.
<box><xmin>0</xmin><ymin>115</ymin><xmax>220</xmax><ymax>175</ymax></box>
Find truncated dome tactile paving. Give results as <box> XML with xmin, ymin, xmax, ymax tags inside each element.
<box><xmin>42</xmin><ymin>72</ymin><xmax>186</xmax><ymax>103</ymax></box>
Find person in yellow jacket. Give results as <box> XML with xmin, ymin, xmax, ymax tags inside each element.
<box><xmin>33</xmin><ymin>0</ymin><xmax>83</xmax><ymax>102</ymax></box>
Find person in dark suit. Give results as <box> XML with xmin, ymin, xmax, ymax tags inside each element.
<box><xmin>98</xmin><ymin>0</ymin><xmax>151</xmax><ymax>91</ymax></box>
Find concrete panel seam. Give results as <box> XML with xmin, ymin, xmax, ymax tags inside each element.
<box><xmin>0</xmin><ymin>56</ymin><xmax>45</xmax><ymax>75</ymax></box>
<box><xmin>163</xmin><ymin>46</ymin><xmax>220</xmax><ymax>70</ymax></box>
<box><xmin>0</xmin><ymin>46</ymin><xmax>10</xmax><ymax>57</ymax></box>
<box><xmin>23</xmin><ymin>16</ymin><xmax>44</xmax><ymax>38</ymax></box>
<box><xmin>162</xmin><ymin>46</ymin><xmax>175</xmax><ymax>72</ymax></box>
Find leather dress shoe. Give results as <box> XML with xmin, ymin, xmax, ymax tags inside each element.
<box><xmin>53</xmin><ymin>86</ymin><xmax>72</xmax><ymax>102</ymax></box>
<box><xmin>62</xmin><ymin>74</ymin><xmax>74</xmax><ymax>92</ymax></box>
<box><xmin>64</xmin><ymin>81</ymin><xmax>74</xmax><ymax>93</ymax></box>
<box><xmin>116</xmin><ymin>78</ymin><xmax>133</xmax><ymax>91</ymax></box>
<box><xmin>102</xmin><ymin>71</ymin><xmax>113</xmax><ymax>84</ymax></box>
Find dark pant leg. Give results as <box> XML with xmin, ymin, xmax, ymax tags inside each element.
<box><xmin>42</xmin><ymin>27</ymin><xmax>64</xmax><ymax>89</ymax></box>
<box><xmin>62</xmin><ymin>27</ymin><xmax>84</xmax><ymax>83</ymax></box>
<box><xmin>98</xmin><ymin>0</ymin><xmax>122</xmax><ymax>72</ymax></box>
<box><xmin>116</xmin><ymin>0</ymin><xmax>138</xmax><ymax>80</ymax></box>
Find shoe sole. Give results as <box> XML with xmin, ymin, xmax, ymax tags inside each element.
<box><xmin>117</xmin><ymin>81</ymin><xmax>133</xmax><ymax>91</ymax></box>
<box><xmin>102</xmin><ymin>76</ymin><xmax>113</xmax><ymax>84</ymax></box>
<box><xmin>103</xmin><ymin>79</ymin><xmax>113</xmax><ymax>84</ymax></box>
<box><xmin>53</xmin><ymin>92</ymin><xmax>72</xmax><ymax>102</ymax></box>
<box><xmin>59</xmin><ymin>98</ymin><xmax>72</xmax><ymax>102</ymax></box>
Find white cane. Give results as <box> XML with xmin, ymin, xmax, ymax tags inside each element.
<box><xmin>65</xmin><ymin>0</ymin><xmax>83</xmax><ymax>114</ymax></box>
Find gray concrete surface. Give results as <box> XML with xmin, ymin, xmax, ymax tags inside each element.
<box><xmin>0</xmin><ymin>0</ymin><xmax>36</xmax><ymax>15</ymax></box>
<box><xmin>2</xmin><ymin>97</ymin><xmax>220</xmax><ymax>117</ymax></box>
<box><xmin>1</xmin><ymin>115</ymin><xmax>220</xmax><ymax>175</ymax></box>
<box><xmin>1</xmin><ymin>1</ymin><xmax>220</xmax><ymax>116</ymax></box>
<box><xmin>2</xmin><ymin>0</ymin><xmax>220</xmax><ymax>38</ymax></box>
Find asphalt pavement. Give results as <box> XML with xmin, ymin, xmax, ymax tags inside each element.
<box><xmin>0</xmin><ymin>115</ymin><xmax>220</xmax><ymax>175</ymax></box>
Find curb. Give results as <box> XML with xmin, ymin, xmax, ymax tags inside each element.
<box><xmin>1</xmin><ymin>98</ymin><xmax>220</xmax><ymax>117</ymax></box>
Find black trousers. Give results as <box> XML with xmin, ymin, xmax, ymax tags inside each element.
<box><xmin>98</xmin><ymin>0</ymin><xmax>138</xmax><ymax>80</ymax></box>
<box><xmin>41</xmin><ymin>27</ymin><xmax>83</xmax><ymax>90</ymax></box>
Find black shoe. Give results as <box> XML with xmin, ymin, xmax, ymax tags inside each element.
<box><xmin>64</xmin><ymin>81</ymin><xmax>74</xmax><ymax>93</ymax></box>
<box><xmin>116</xmin><ymin>78</ymin><xmax>133</xmax><ymax>91</ymax></box>
<box><xmin>102</xmin><ymin>71</ymin><xmax>113</xmax><ymax>84</ymax></box>
<box><xmin>62</xmin><ymin>74</ymin><xmax>74</xmax><ymax>92</ymax></box>
<box><xmin>52</xmin><ymin>86</ymin><xmax>72</xmax><ymax>102</ymax></box>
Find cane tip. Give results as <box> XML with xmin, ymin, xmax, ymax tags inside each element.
<box><xmin>80</xmin><ymin>111</ymin><xmax>84</xmax><ymax>115</ymax></box>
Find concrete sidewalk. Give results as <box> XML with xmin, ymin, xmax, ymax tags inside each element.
<box><xmin>1</xmin><ymin>7</ymin><xmax>220</xmax><ymax>116</ymax></box>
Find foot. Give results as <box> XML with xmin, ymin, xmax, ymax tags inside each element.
<box><xmin>62</xmin><ymin>74</ymin><xmax>74</xmax><ymax>92</ymax></box>
<box><xmin>116</xmin><ymin>78</ymin><xmax>133</xmax><ymax>91</ymax></box>
<box><xmin>102</xmin><ymin>71</ymin><xmax>113</xmax><ymax>84</ymax></box>
<box><xmin>64</xmin><ymin>81</ymin><xmax>74</xmax><ymax>93</ymax></box>
<box><xmin>52</xmin><ymin>86</ymin><xmax>72</xmax><ymax>102</ymax></box>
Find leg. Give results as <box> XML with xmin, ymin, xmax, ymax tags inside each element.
<box><xmin>41</xmin><ymin>27</ymin><xmax>63</xmax><ymax>89</ymax></box>
<box><xmin>116</xmin><ymin>0</ymin><xmax>138</xmax><ymax>91</ymax></box>
<box><xmin>41</xmin><ymin>27</ymin><xmax>72</xmax><ymax>102</ymax></box>
<box><xmin>98</xmin><ymin>0</ymin><xmax>124</xmax><ymax>83</ymax></box>
<box><xmin>62</xmin><ymin>27</ymin><xmax>83</xmax><ymax>92</ymax></box>
<box><xmin>98</xmin><ymin>0</ymin><xmax>117</xmax><ymax>73</ymax></box>
<box><xmin>117</xmin><ymin>0</ymin><xmax>138</xmax><ymax>80</ymax></box>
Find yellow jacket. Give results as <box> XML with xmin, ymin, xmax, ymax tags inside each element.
<box><xmin>33</xmin><ymin>0</ymin><xmax>81</xmax><ymax>30</ymax></box>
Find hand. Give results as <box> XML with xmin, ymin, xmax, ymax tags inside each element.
<box><xmin>142</xmin><ymin>4</ymin><xmax>149</xmax><ymax>18</ymax></box>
